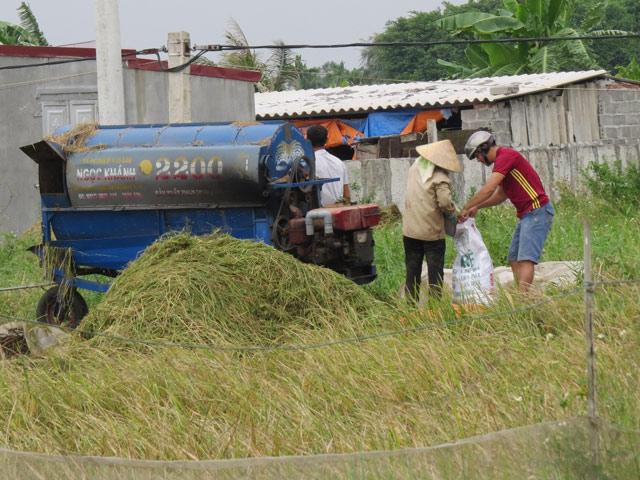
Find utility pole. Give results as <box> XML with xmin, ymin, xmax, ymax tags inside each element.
<box><xmin>168</xmin><ymin>31</ymin><xmax>192</xmax><ymax>123</ymax></box>
<box><xmin>94</xmin><ymin>0</ymin><xmax>126</xmax><ymax>125</ymax></box>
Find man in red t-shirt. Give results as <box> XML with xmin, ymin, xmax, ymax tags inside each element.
<box><xmin>458</xmin><ymin>131</ymin><xmax>555</xmax><ymax>292</ymax></box>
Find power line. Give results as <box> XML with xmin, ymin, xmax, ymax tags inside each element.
<box><xmin>2</xmin><ymin>34</ymin><xmax>638</xmax><ymax>74</ymax></box>
<box><xmin>193</xmin><ymin>33</ymin><xmax>640</xmax><ymax>52</ymax></box>
<box><xmin>0</xmin><ymin>48</ymin><xmax>161</xmax><ymax>71</ymax></box>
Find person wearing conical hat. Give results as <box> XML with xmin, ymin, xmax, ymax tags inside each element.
<box><xmin>403</xmin><ymin>139</ymin><xmax>462</xmax><ymax>303</ymax></box>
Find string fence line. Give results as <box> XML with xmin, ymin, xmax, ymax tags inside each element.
<box><xmin>2</xmin><ymin>278</ymin><xmax>637</xmax><ymax>353</ymax></box>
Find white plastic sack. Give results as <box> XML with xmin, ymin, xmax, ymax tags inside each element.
<box><xmin>452</xmin><ymin>218</ymin><xmax>495</xmax><ymax>304</ymax></box>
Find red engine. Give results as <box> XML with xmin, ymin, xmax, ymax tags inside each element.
<box><xmin>287</xmin><ymin>204</ymin><xmax>380</xmax><ymax>284</ymax></box>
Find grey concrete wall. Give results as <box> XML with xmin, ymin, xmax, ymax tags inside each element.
<box><xmin>596</xmin><ymin>79</ymin><xmax>640</xmax><ymax>143</ymax></box>
<box><xmin>190</xmin><ymin>74</ymin><xmax>255</xmax><ymax>122</ymax></box>
<box><xmin>1</xmin><ymin>55</ymin><xmax>255</xmax><ymax>236</ymax></box>
<box><xmin>461</xmin><ymin>102</ymin><xmax>512</xmax><ymax>146</ymax></box>
<box><xmin>0</xmin><ymin>57</ymin><xmax>98</xmax><ymax>236</ymax></box>
<box><xmin>346</xmin><ymin>141</ymin><xmax>640</xmax><ymax>211</ymax></box>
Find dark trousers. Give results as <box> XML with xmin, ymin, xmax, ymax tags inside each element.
<box><xmin>403</xmin><ymin>236</ymin><xmax>446</xmax><ymax>303</ymax></box>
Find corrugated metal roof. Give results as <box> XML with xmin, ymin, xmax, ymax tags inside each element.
<box><xmin>255</xmin><ymin>70</ymin><xmax>609</xmax><ymax>119</ymax></box>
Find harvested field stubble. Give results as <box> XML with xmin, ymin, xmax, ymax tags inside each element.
<box><xmin>82</xmin><ymin>233</ymin><xmax>391</xmax><ymax>347</ymax></box>
<box><xmin>1</xmin><ymin>282</ymin><xmax>638</xmax><ymax>461</ymax></box>
<box><xmin>1</xmin><ymin>211</ymin><xmax>639</xmax><ymax>465</ymax></box>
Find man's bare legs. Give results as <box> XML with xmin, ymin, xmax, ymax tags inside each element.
<box><xmin>510</xmin><ymin>260</ymin><xmax>535</xmax><ymax>292</ymax></box>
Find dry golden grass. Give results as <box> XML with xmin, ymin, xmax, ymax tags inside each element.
<box><xmin>44</xmin><ymin>122</ymin><xmax>105</xmax><ymax>153</ymax></box>
<box><xmin>0</xmin><ymin>233</ymin><xmax>637</xmax><ymax>461</ymax></box>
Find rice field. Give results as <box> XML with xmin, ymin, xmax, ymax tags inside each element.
<box><xmin>0</xmin><ymin>187</ymin><xmax>638</xmax><ymax>470</ymax></box>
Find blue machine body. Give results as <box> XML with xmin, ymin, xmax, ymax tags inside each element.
<box><xmin>22</xmin><ymin>122</ymin><xmax>340</xmax><ymax>291</ymax></box>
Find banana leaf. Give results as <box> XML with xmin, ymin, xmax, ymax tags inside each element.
<box><xmin>465</xmin><ymin>44</ymin><xmax>490</xmax><ymax>68</ymax></box>
<box><xmin>502</xmin><ymin>0</ymin><xmax>519</xmax><ymax>15</ymax></box>
<box><xmin>436</xmin><ymin>12</ymin><xmax>496</xmax><ymax>32</ymax></box>
<box><xmin>545</xmin><ymin>0</ymin><xmax>567</xmax><ymax>30</ymax></box>
<box><xmin>481</xmin><ymin>42</ymin><xmax>520</xmax><ymax>67</ymax></box>
<box><xmin>581</xmin><ymin>1</ymin><xmax>608</xmax><ymax>31</ymax></box>
<box><xmin>472</xmin><ymin>16</ymin><xmax>524</xmax><ymax>34</ymax></box>
<box><xmin>0</xmin><ymin>21</ymin><xmax>33</xmax><ymax>45</ymax></box>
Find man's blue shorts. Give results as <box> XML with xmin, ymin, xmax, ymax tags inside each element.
<box><xmin>507</xmin><ymin>202</ymin><xmax>555</xmax><ymax>264</ymax></box>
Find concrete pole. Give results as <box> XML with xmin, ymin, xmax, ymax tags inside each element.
<box><xmin>94</xmin><ymin>0</ymin><xmax>126</xmax><ymax>125</ymax></box>
<box><xmin>168</xmin><ymin>31</ymin><xmax>192</xmax><ymax>123</ymax></box>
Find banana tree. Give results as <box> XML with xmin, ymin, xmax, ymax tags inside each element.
<box><xmin>436</xmin><ymin>0</ymin><xmax>626</xmax><ymax>77</ymax></box>
<box><xmin>0</xmin><ymin>2</ymin><xmax>48</xmax><ymax>46</ymax></box>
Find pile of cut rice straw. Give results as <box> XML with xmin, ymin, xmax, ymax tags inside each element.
<box><xmin>82</xmin><ymin>233</ymin><xmax>389</xmax><ymax>349</ymax></box>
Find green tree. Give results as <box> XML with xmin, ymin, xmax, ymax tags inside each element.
<box><xmin>0</xmin><ymin>2</ymin><xmax>48</xmax><ymax>46</ymax></box>
<box><xmin>614</xmin><ymin>58</ymin><xmax>640</xmax><ymax>81</ymax></box>
<box><xmin>219</xmin><ymin>18</ymin><xmax>298</xmax><ymax>92</ymax></box>
<box><xmin>264</xmin><ymin>40</ymin><xmax>301</xmax><ymax>91</ymax></box>
<box><xmin>362</xmin><ymin>0</ymin><xmax>502</xmax><ymax>82</ymax></box>
<box><xmin>436</xmin><ymin>0</ymin><xmax>627</xmax><ymax>78</ymax></box>
<box><xmin>574</xmin><ymin>0</ymin><xmax>640</xmax><ymax>73</ymax></box>
<box><xmin>298</xmin><ymin>61</ymin><xmax>367</xmax><ymax>89</ymax></box>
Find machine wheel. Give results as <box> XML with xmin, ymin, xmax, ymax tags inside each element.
<box><xmin>36</xmin><ymin>286</ymin><xmax>88</xmax><ymax>329</ymax></box>
<box><xmin>273</xmin><ymin>215</ymin><xmax>293</xmax><ymax>251</ymax></box>
<box><xmin>292</xmin><ymin>156</ymin><xmax>315</xmax><ymax>193</ymax></box>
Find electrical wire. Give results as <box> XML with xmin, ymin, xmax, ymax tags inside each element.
<box><xmin>193</xmin><ymin>33</ymin><xmax>640</xmax><ymax>52</ymax></box>
<box><xmin>0</xmin><ymin>48</ymin><xmax>161</xmax><ymax>71</ymax></box>
<box><xmin>147</xmin><ymin>48</ymin><xmax>209</xmax><ymax>73</ymax></box>
<box><xmin>2</xmin><ymin>33</ymin><xmax>639</xmax><ymax>75</ymax></box>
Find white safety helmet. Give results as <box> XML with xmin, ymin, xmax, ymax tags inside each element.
<box><xmin>464</xmin><ymin>130</ymin><xmax>495</xmax><ymax>160</ymax></box>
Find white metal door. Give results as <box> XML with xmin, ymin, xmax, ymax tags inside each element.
<box><xmin>70</xmin><ymin>101</ymin><xmax>98</xmax><ymax>124</ymax></box>
<box><xmin>42</xmin><ymin>103</ymin><xmax>69</xmax><ymax>135</ymax></box>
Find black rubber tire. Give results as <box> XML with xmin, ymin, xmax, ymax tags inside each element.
<box><xmin>36</xmin><ymin>286</ymin><xmax>88</xmax><ymax>329</ymax></box>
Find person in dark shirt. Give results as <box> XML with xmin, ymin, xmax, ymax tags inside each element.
<box><xmin>458</xmin><ymin>131</ymin><xmax>555</xmax><ymax>292</ymax></box>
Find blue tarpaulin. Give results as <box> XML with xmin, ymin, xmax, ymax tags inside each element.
<box><xmin>360</xmin><ymin>109</ymin><xmax>422</xmax><ymax>137</ymax></box>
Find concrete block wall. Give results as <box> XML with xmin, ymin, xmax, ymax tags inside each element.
<box><xmin>346</xmin><ymin>141</ymin><xmax>640</xmax><ymax>211</ymax></box>
<box><xmin>596</xmin><ymin>79</ymin><xmax>640</xmax><ymax>144</ymax></box>
<box><xmin>460</xmin><ymin>103</ymin><xmax>512</xmax><ymax>146</ymax></box>
<box><xmin>346</xmin><ymin>154</ymin><xmax>486</xmax><ymax>212</ymax></box>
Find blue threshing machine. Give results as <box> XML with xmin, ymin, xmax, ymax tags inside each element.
<box><xmin>20</xmin><ymin>122</ymin><xmax>380</xmax><ymax>326</ymax></box>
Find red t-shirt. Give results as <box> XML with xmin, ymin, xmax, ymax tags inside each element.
<box><xmin>493</xmin><ymin>147</ymin><xmax>549</xmax><ymax>218</ymax></box>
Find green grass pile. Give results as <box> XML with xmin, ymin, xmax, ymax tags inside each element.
<box><xmin>81</xmin><ymin>233</ymin><xmax>390</xmax><ymax>347</ymax></box>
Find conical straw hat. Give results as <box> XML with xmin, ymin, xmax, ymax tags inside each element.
<box><xmin>415</xmin><ymin>139</ymin><xmax>462</xmax><ymax>173</ymax></box>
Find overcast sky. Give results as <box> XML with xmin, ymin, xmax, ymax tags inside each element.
<box><xmin>0</xmin><ymin>0</ymin><xmax>464</xmax><ymax>69</ymax></box>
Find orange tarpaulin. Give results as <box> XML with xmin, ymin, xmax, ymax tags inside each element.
<box><xmin>401</xmin><ymin>110</ymin><xmax>445</xmax><ymax>135</ymax></box>
<box><xmin>291</xmin><ymin>119</ymin><xmax>364</xmax><ymax>149</ymax></box>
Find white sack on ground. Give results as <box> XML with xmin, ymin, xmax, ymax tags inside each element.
<box><xmin>0</xmin><ymin>322</ymin><xmax>70</xmax><ymax>358</ymax></box>
<box><xmin>399</xmin><ymin>261</ymin><xmax>581</xmax><ymax>304</ymax></box>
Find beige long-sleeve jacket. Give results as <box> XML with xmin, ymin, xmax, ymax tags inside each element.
<box><xmin>402</xmin><ymin>165</ymin><xmax>456</xmax><ymax>241</ymax></box>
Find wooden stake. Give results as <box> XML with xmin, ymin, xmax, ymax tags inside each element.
<box><xmin>426</xmin><ymin>119</ymin><xmax>438</xmax><ymax>143</ymax></box>
<box><xmin>583</xmin><ymin>219</ymin><xmax>600</xmax><ymax>468</ymax></box>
